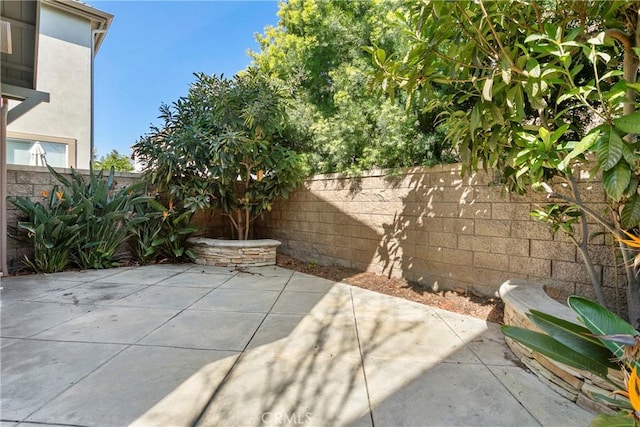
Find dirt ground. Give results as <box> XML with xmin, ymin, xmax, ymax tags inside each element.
<box><xmin>276</xmin><ymin>254</ymin><xmax>505</xmax><ymax>325</ymax></box>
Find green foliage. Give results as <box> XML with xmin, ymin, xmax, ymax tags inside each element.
<box><xmin>128</xmin><ymin>198</ymin><xmax>197</xmax><ymax>264</ymax></box>
<box><xmin>133</xmin><ymin>69</ymin><xmax>305</xmax><ymax>240</ymax></box>
<box><xmin>371</xmin><ymin>0</ymin><xmax>640</xmax><ymax>319</ymax></box>
<box><xmin>47</xmin><ymin>165</ymin><xmax>149</xmax><ymax>269</ymax></box>
<box><xmin>10</xmin><ymin>191</ymin><xmax>81</xmax><ymax>273</ymax></box>
<box><xmin>94</xmin><ymin>149</ymin><xmax>134</xmax><ymax>172</ymax></box>
<box><xmin>502</xmin><ymin>296</ymin><xmax>640</xmax><ymax>423</ymax></box>
<box><xmin>530</xmin><ymin>204</ymin><xmax>582</xmax><ymax>236</ymax></box>
<box><xmin>10</xmin><ymin>165</ymin><xmax>150</xmax><ymax>272</ymax></box>
<box><xmin>372</xmin><ymin>0</ymin><xmax>640</xmax><ymax>194</ymax></box>
<box><xmin>251</xmin><ymin>0</ymin><xmax>454</xmax><ymax>175</ymax></box>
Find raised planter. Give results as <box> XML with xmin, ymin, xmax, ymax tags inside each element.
<box><xmin>500</xmin><ymin>279</ymin><xmax>622</xmax><ymax>415</ymax></box>
<box><xmin>187</xmin><ymin>237</ymin><xmax>281</xmax><ymax>268</ymax></box>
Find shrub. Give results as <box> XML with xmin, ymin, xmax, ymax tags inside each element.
<box><xmin>133</xmin><ymin>68</ymin><xmax>306</xmax><ymax>240</ymax></box>
<box><xmin>10</xmin><ymin>165</ymin><xmax>150</xmax><ymax>272</ymax></box>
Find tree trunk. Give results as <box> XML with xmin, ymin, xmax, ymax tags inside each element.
<box><xmin>236</xmin><ymin>209</ymin><xmax>245</xmax><ymax>241</ymax></box>
<box><xmin>621</xmin><ymin>241</ymin><xmax>640</xmax><ymax>328</ymax></box>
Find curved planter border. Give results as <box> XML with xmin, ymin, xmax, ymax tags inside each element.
<box><xmin>500</xmin><ymin>279</ymin><xmax>621</xmax><ymax>415</ymax></box>
<box><xmin>187</xmin><ymin>237</ymin><xmax>281</xmax><ymax>268</ymax></box>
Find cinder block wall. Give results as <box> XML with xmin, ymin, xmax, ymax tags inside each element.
<box><xmin>256</xmin><ymin>164</ymin><xmax>622</xmax><ymax>305</ymax></box>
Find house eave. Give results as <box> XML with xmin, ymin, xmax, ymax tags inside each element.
<box><xmin>41</xmin><ymin>0</ymin><xmax>113</xmax><ymax>53</ymax></box>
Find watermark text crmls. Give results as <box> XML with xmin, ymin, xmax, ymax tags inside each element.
<box><xmin>261</xmin><ymin>411</ymin><xmax>312</xmax><ymax>425</ymax></box>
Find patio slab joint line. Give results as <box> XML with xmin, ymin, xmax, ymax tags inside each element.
<box><xmin>190</xmin><ymin>268</ymin><xmax>296</xmax><ymax>426</ymax></box>
<box><xmin>349</xmin><ymin>286</ymin><xmax>376</xmax><ymax>427</ymax></box>
<box><xmin>437</xmin><ymin>311</ymin><xmax>545</xmax><ymax>425</ymax></box>
<box><xmin>22</xmin><ymin>343</ymin><xmax>132</xmax><ymax>424</ymax></box>
<box><xmin>129</xmin><ymin>270</ymin><xmax>239</xmax><ymax>345</ymax></box>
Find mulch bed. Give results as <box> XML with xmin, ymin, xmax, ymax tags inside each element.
<box><xmin>276</xmin><ymin>254</ymin><xmax>504</xmax><ymax>324</ymax></box>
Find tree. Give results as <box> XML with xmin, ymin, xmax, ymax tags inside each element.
<box><xmin>94</xmin><ymin>149</ymin><xmax>134</xmax><ymax>172</ymax></box>
<box><xmin>251</xmin><ymin>0</ymin><xmax>454</xmax><ymax>175</ymax></box>
<box><xmin>371</xmin><ymin>1</ymin><xmax>640</xmax><ymax>324</ymax></box>
<box><xmin>133</xmin><ymin>69</ymin><xmax>305</xmax><ymax>240</ymax></box>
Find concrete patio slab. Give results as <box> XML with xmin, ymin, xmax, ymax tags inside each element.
<box><xmin>489</xmin><ymin>365</ymin><xmax>593</xmax><ymax>426</ymax></box>
<box><xmin>356</xmin><ymin>311</ymin><xmax>481</xmax><ymax>364</ymax></box>
<box><xmin>35</xmin><ymin>268</ymin><xmax>131</xmax><ymax>282</ymax></box>
<box><xmin>0</xmin><ymin>265</ymin><xmax>595</xmax><ymax>426</ymax></box>
<box><xmin>436</xmin><ymin>309</ymin><xmax>520</xmax><ymax>366</ymax></box>
<box><xmin>245</xmin><ymin>313</ymin><xmax>306</xmax><ymax>350</ymax></box>
<box><xmin>249</xmin><ymin>312</ymin><xmax>361</xmax><ymax>360</ymax></box>
<box><xmin>135</xmin><ymin>263</ymin><xmax>193</xmax><ymax>272</ymax></box>
<box><xmin>219</xmin><ymin>273</ymin><xmax>290</xmax><ymax>291</ymax></box>
<box><xmin>366</xmin><ymin>361</ymin><xmax>544</xmax><ymax>426</ymax></box>
<box><xmin>1</xmin><ymin>340</ymin><xmax>125</xmax><ymax>421</ymax></box>
<box><xmin>110</xmin><ymin>285</ymin><xmax>211</xmax><ymax>309</ymax></box>
<box><xmin>189</xmin><ymin>288</ymin><xmax>280</xmax><ymax>313</ymax></box>
<box><xmin>271</xmin><ymin>288</ymin><xmax>352</xmax><ymax>316</ymax></box>
<box><xmin>26</xmin><ymin>346</ymin><xmax>238</xmax><ymax>427</ymax></box>
<box><xmin>0</xmin><ymin>338</ymin><xmax>19</xmax><ymax>349</ymax></box>
<box><xmin>93</xmin><ymin>267</ymin><xmax>180</xmax><ymax>285</ymax></box>
<box><xmin>139</xmin><ymin>310</ymin><xmax>265</xmax><ymax>351</ymax></box>
<box><xmin>155</xmin><ymin>272</ymin><xmax>232</xmax><ymax>288</ymax></box>
<box><xmin>32</xmin><ymin>305</ymin><xmax>178</xmax><ymax>344</ymax></box>
<box><xmin>241</xmin><ymin>265</ymin><xmax>295</xmax><ymax>277</ymax></box>
<box><xmin>186</xmin><ymin>265</ymin><xmax>237</xmax><ymax>275</ymax></box>
<box><xmin>0</xmin><ymin>278</ymin><xmax>80</xmax><ymax>301</ymax></box>
<box><xmin>350</xmin><ymin>285</ymin><xmax>439</xmax><ymax>321</ymax></box>
<box><xmin>196</xmin><ymin>349</ymin><xmax>371</xmax><ymax>427</ymax></box>
<box><xmin>1</xmin><ymin>301</ymin><xmax>95</xmax><ymax>338</ymax></box>
<box><xmin>285</xmin><ymin>272</ymin><xmax>337</xmax><ymax>293</ymax></box>
<box><xmin>33</xmin><ymin>282</ymin><xmax>146</xmax><ymax>305</ymax></box>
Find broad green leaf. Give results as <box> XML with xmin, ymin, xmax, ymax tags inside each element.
<box><xmin>558</xmin><ymin>131</ymin><xmax>598</xmax><ymax>170</ymax></box>
<box><xmin>568</xmin><ymin>296</ymin><xmax>638</xmax><ymax>359</ymax></box>
<box><xmin>603</xmin><ymin>162</ymin><xmax>631</xmax><ymax>201</ymax></box>
<box><xmin>590</xmin><ymin>392</ymin><xmax>632</xmax><ymax>411</ymax></box>
<box><xmin>526</xmin><ymin>58</ymin><xmax>541</xmax><ymax>78</ymax></box>
<box><xmin>501</xmin><ymin>325</ymin><xmax>611</xmax><ymax>378</ymax></box>
<box><xmin>470</xmin><ymin>105</ymin><xmax>481</xmax><ymax>134</ymax></box>
<box><xmin>597</xmin><ymin>126</ymin><xmax>624</xmax><ymax>171</ymax></box>
<box><xmin>600</xmin><ymin>70</ymin><xmax>624</xmax><ymax>80</ymax></box>
<box><xmin>569</xmin><ymin>63</ymin><xmax>584</xmax><ymax>78</ymax></box>
<box><xmin>614</xmin><ymin>113</ymin><xmax>640</xmax><ymax>135</ymax></box>
<box><xmin>524</xmin><ymin>34</ymin><xmax>547</xmax><ymax>43</ymax></box>
<box><xmin>622</xmin><ymin>193</ymin><xmax>640</xmax><ymax>229</ymax></box>
<box><xmin>624</xmin><ymin>175</ymin><xmax>639</xmax><ymax>199</ymax></box>
<box><xmin>622</xmin><ymin>142</ymin><xmax>637</xmax><ymax>165</ymax></box>
<box><xmin>589</xmin><ymin>413</ymin><xmax>636</xmax><ymax>427</ymax></box>
<box><xmin>528</xmin><ymin>310</ymin><xmax>615</xmax><ymax>366</ymax></box>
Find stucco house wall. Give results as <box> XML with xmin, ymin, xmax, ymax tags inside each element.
<box><xmin>6</xmin><ymin>0</ymin><xmax>111</xmax><ymax>169</ymax></box>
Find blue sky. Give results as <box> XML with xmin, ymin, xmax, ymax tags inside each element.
<box><xmin>88</xmin><ymin>0</ymin><xmax>280</xmax><ymax>159</ymax></box>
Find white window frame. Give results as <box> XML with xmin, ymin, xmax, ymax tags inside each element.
<box><xmin>6</xmin><ymin>131</ymin><xmax>77</xmax><ymax>168</ymax></box>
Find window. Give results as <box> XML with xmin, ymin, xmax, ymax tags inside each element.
<box><xmin>6</xmin><ymin>133</ymin><xmax>75</xmax><ymax>168</ymax></box>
